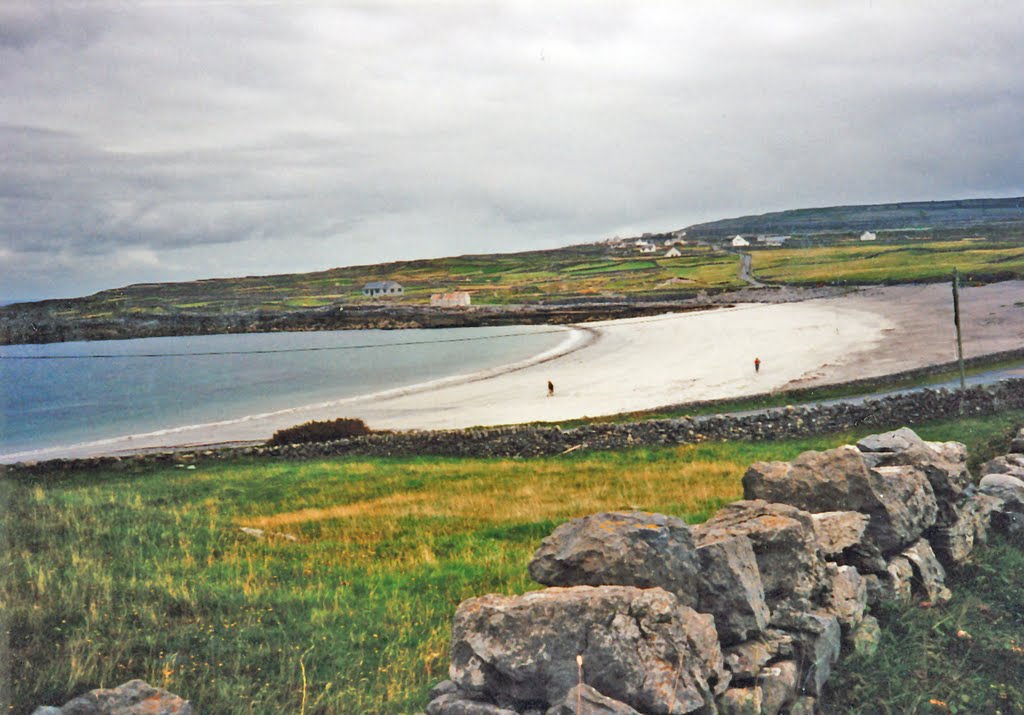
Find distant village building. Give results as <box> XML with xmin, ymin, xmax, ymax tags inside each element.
<box><xmin>362</xmin><ymin>280</ymin><xmax>404</xmax><ymax>297</ymax></box>
<box><xmin>430</xmin><ymin>291</ymin><xmax>472</xmax><ymax>308</ymax></box>
<box><xmin>730</xmin><ymin>235</ymin><xmax>750</xmax><ymax>247</ymax></box>
<box><xmin>860</xmin><ymin>231</ymin><xmax>877</xmax><ymax>241</ymax></box>
<box><xmin>637</xmin><ymin>242</ymin><xmax>658</xmax><ymax>253</ymax></box>
<box><xmin>665</xmin><ymin>246</ymin><xmax>683</xmax><ymax>258</ymax></box>
<box><xmin>761</xmin><ymin>235</ymin><xmax>791</xmax><ymax>247</ymax></box>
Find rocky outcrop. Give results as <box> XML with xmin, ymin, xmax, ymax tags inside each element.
<box><xmin>693</xmin><ymin>536</ymin><xmax>770</xmax><ymax>645</ymax></box>
<box><xmin>31</xmin><ymin>680</ymin><xmax>192</xmax><ymax>715</ymax></box>
<box><xmin>447</xmin><ymin>586</ymin><xmax>728</xmax><ymax>714</ymax></box>
<box><xmin>692</xmin><ymin>501</ymin><xmax>826</xmax><ymax>615</ymax></box>
<box><xmin>528</xmin><ymin>512</ymin><xmax>700</xmax><ymax>608</ymax></box>
<box><xmin>421</xmin><ymin>425</ymin><xmax>1024</xmax><ymax>714</ymax></box>
<box><xmin>742</xmin><ymin>446</ymin><xmax>938</xmax><ymax>555</ymax></box>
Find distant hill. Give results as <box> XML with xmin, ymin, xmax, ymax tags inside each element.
<box><xmin>683</xmin><ymin>197</ymin><xmax>1024</xmax><ymax>237</ymax></box>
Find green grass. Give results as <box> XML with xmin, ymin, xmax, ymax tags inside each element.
<box><xmin>752</xmin><ymin>239</ymin><xmax>1024</xmax><ymax>285</ymax></box>
<box><xmin>5</xmin><ymin>411</ymin><xmax>1024</xmax><ymax>713</ymax></box>
<box><xmin>6</xmin><ymin>244</ymin><xmax>743</xmax><ymax>320</ymax></box>
<box><xmin>828</xmin><ymin>535</ymin><xmax>1024</xmax><ymax>714</ymax></box>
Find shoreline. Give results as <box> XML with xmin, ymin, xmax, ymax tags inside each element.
<box><xmin>0</xmin><ymin>324</ymin><xmax>594</xmax><ymax>464</ymax></box>
<box><xmin>6</xmin><ymin>281</ymin><xmax>1024</xmax><ymax>464</ymax></box>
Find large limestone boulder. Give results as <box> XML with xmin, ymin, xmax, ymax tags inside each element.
<box><xmin>38</xmin><ymin>680</ymin><xmax>193</xmax><ymax>715</ymax></box>
<box><xmin>743</xmin><ymin>445</ymin><xmax>938</xmax><ymax>554</ymax></box>
<box><xmin>694</xmin><ymin>535</ymin><xmax>770</xmax><ymax>644</ymax></box>
<box><xmin>528</xmin><ymin>512</ymin><xmax>700</xmax><ymax>608</ymax></box>
<box><xmin>857</xmin><ymin>428</ymin><xmax>972</xmax><ymax>523</ymax></box>
<box><xmin>448</xmin><ymin>585</ymin><xmax>728</xmax><ymax>714</ymax></box>
<box><xmin>692</xmin><ymin>500</ymin><xmax>827</xmax><ymax>613</ymax></box>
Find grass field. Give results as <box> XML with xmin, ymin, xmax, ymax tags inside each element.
<box><xmin>6</xmin><ymin>409</ymin><xmax>1024</xmax><ymax>714</ymax></box>
<box><xmin>751</xmin><ymin>238</ymin><xmax>1024</xmax><ymax>285</ymax></box>
<box><xmin>8</xmin><ymin>244</ymin><xmax>742</xmax><ymax>321</ymax></box>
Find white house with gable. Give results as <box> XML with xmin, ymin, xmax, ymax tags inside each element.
<box><xmin>731</xmin><ymin>235</ymin><xmax>750</xmax><ymax>247</ymax></box>
<box><xmin>860</xmin><ymin>231</ymin><xmax>877</xmax><ymax>241</ymax></box>
<box><xmin>665</xmin><ymin>246</ymin><xmax>683</xmax><ymax>258</ymax></box>
<box><xmin>362</xmin><ymin>280</ymin><xmax>404</xmax><ymax>297</ymax></box>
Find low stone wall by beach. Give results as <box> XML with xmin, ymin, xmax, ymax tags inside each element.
<box><xmin>422</xmin><ymin>426</ymin><xmax>1024</xmax><ymax>714</ymax></box>
<box><xmin>9</xmin><ymin>379</ymin><xmax>1024</xmax><ymax>475</ymax></box>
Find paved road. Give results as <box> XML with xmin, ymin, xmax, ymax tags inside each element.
<box><xmin>736</xmin><ymin>252</ymin><xmax>765</xmax><ymax>287</ymax></box>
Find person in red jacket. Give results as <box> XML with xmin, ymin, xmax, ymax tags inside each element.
<box><xmin>754</xmin><ymin>357</ymin><xmax>761</xmax><ymax>373</ymax></box>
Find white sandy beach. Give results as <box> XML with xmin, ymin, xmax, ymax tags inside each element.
<box><xmin>7</xmin><ymin>280</ymin><xmax>1024</xmax><ymax>463</ymax></box>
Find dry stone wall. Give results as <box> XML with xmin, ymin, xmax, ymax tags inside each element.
<box><xmin>425</xmin><ymin>426</ymin><xmax>1024</xmax><ymax>715</ymax></box>
<box><xmin>10</xmin><ymin>381</ymin><xmax>1024</xmax><ymax>475</ymax></box>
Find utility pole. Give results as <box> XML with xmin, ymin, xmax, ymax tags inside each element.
<box><xmin>952</xmin><ymin>267</ymin><xmax>966</xmax><ymax>392</ymax></box>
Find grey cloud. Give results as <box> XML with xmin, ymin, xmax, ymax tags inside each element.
<box><xmin>1</xmin><ymin>1</ymin><xmax>1023</xmax><ymax>300</ymax></box>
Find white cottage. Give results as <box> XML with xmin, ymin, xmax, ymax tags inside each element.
<box><xmin>731</xmin><ymin>235</ymin><xmax>750</xmax><ymax>247</ymax></box>
<box><xmin>860</xmin><ymin>231</ymin><xmax>877</xmax><ymax>241</ymax></box>
<box><xmin>362</xmin><ymin>281</ymin><xmax>404</xmax><ymax>297</ymax></box>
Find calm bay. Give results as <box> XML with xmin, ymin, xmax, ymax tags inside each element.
<box><xmin>0</xmin><ymin>326</ymin><xmax>568</xmax><ymax>458</ymax></box>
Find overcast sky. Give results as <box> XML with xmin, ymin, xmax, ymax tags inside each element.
<box><xmin>2</xmin><ymin>1</ymin><xmax>1023</xmax><ymax>301</ymax></box>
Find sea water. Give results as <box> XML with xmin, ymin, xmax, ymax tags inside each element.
<box><xmin>0</xmin><ymin>326</ymin><xmax>568</xmax><ymax>458</ymax></box>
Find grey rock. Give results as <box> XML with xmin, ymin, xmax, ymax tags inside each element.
<box><xmin>545</xmin><ymin>684</ymin><xmax>641</xmax><ymax>715</ymax></box>
<box><xmin>980</xmin><ymin>453</ymin><xmax>1024</xmax><ymax>480</ymax></box>
<box><xmin>858</xmin><ymin>429</ymin><xmax>971</xmax><ymax>524</ymax></box>
<box><xmin>901</xmin><ymin>539</ymin><xmax>952</xmax><ymax>603</ymax></box>
<box><xmin>810</xmin><ymin>511</ymin><xmax>869</xmax><ymax>558</ymax></box>
<box><xmin>693</xmin><ymin>501</ymin><xmax>826</xmax><ymax>612</ymax></box>
<box><xmin>769</xmin><ymin>611</ymin><xmax>840</xmax><ymax>697</ymax></box>
<box><xmin>927</xmin><ymin>491</ymin><xmax>1001</xmax><ymax>567</ymax></box>
<box><xmin>30</xmin><ymin>709</ymin><xmax>62</xmax><ymax>715</ymax></box>
<box><xmin>429</xmin><ymin>680</ymin><xmax>460</xmax><ymax>701</ymax></box>
<box><xmin>716</xmin><ymin>687</ymin><xmax>762</xmax><ymax>715</ymax></box>
<box><xmin>991</xmin><ymin>495</ymin><xmax>1024</xmax><ymax>545</ymax></box>
<box><xmin>743</xmin><ymin>445</ymin><xmax>938</xmax><ymax>555</ymax></box>
<box><xmin>865</xmin><ymin>556</ymin><xmax>914</xmax><ymax>607</ymax></box>
<box><xmin>449</xmin><ymin>585</ymin><xmax>728</xmax><ymax>714</ymax></box>
<box><xmin>56</xmin><ymin>680</ymin><xmax>193</xmax><ymax>715</ymax></box>
<box><xmin>979</xmin><ymin>472</ymin><xmax>1024</xmax><ymax>501</ymax></box>
<box><xmin>427</xmin><ymin>694</ymin><xmax>519</xmax><ymax>715</ymax></box>
<box><xmin>758</xmin><ymin>660</ymin><xmax>799</xmax><ymax>715</ymax></box>
<box><xmin>842</xmin><ymin>541</ymin><xmax>887</xmax><ymax>575</ymax></box>
<box><xmin>694</xmin><ymin>535</ymin><xmax>770</xmax><ymax>645</ymax></box>
<box><xmin>823</xmin><ymin>564</ymin><xmax>866</xmax><ymax>631</ymax></box>
<box><xmin>529</xmin><ymin>511</ymin><xmax>700</xmax><ymax>608</ymax></box>
<box><xmin>723</xmin><ymin>631</ymin><xmax>794</xmax><ymax>679</ymax></box>
<box><xmin>848</xmin><ymin>614</ymin><xmax>882</xmax><ymax>657</ymax></box>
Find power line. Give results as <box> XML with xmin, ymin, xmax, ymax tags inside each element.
<box><xmin>0</xmin><ymin>328</ymin><xmax>571</xmax><ymax>360</ymax></box>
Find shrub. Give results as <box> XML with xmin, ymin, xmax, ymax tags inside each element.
<box><xmin>267</xmin><ymin>417</ymin><xmax>372</xmax><ymax>445</ymax></box>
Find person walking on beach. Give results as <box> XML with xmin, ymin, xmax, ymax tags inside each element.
<box><xmin>547</xmin><ymin>380</ymin><xmax>555</xmax><ymax>397</ymax></box>
<box><xmin>754</xmin><ymin>357</ymin><xmax>761</xmax><ymax>374</ymax></box>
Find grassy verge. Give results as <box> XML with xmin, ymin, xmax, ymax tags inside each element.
<box><xmin>5</xmin><ymin>410</ymin><xmax>1024</xmax><ymax>714</ymax></box>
